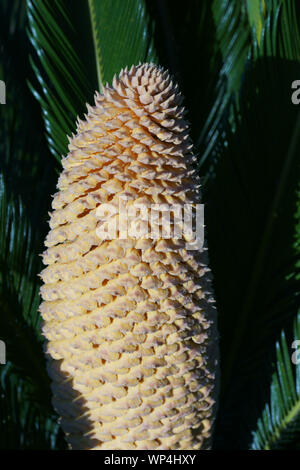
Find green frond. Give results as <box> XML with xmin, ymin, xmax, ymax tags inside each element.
<box><xmin>247</xmin><ymin>0</ymin><xmax>266</xmax><ymax>46</ymax></box>
<box><xmin>0</xmin><ymin>365</ymin><xmax>65</xmax><ymax>449</ymax></box>
<box><xmin>0</xmin><ymin>174</ymin><xmax>65</xmax><ymax>448</ymax></box>
<box><xmin>198</xmin><ymin>0</ymin><xmax>299</xmax><ymax>173</ymax></box>
<box><xmin>198</xmin><ymin>0</ymin><xmax>255</xmax><ymax>167</ymax></box>
<box><xmin>27</xmin><ymin>0</ymin><xmax>157</xmax><ymax>161</ymax></box>
<box><xmin>87</xmin><ymin>0</ymin><xmax>157</xmax><ymax>87</ymax></box>
<box><xmin>0</xmin><ymin>175</ymin><xmax>48</xmax><ymax>394</ymax></box>
<box><xmin>204</xmin><ymin>0</ymin><xmax>300</xmax><ymax>448</ymax></box>
<box><xmin>251</xmin><ymin>311</ymin><xmax>300</xmax><ymax>449</ymax></box>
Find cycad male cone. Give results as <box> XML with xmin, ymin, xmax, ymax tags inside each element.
<box><xmin>40</xmin><ymin>63</ymin><xmax>219</xmax><ymax>450</ymax></box>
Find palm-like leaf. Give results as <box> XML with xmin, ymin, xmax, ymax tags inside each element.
<box><xmin>252</xmin><ymin>311</ymin><xmax>300</xmax><ymax>449</ymax></box>
<box><xmin>27</xmin><ymin>0</ymin><xmax>157</xmax><ymax>161</ymax></box>
<box><xmin>0</xmin><ymin>0</ymin><xmax>64</xmax><ymax>449</ymax></box>
<box><xmin>204</xmin><ymin>0</ymin><xmax>300</xmax><ymax>448</ymax></box>
<box><xmin>0</xmin><ymin>175</ymin><xmax>66</xmax><ymax>449</ymax></box>
<box><xmin>197</xmin><ymin>0</ymin><xmax>258</xmax><ymax>171</ymax></box>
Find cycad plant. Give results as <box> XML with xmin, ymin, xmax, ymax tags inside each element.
<box><xmin>0</xmin><ymin>0</ymin><xmax>300</xmax><ymax>450</ymax></box>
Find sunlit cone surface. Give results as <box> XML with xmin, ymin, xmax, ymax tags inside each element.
<box><xmin>39</xmin><ymin>63</ymin><xmax>219</xmax><ymax>450</ymax></box>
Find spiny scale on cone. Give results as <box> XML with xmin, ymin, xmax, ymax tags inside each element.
<box><xmin>39</xmin><ymin>63</ymin><xmax>219</xmax><ymax>450</ymax></box>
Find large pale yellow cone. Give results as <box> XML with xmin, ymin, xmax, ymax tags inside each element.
<box><xmin>39</xmin><ymin>63</ymin><xmax>219</xmax><ymax>450</ymax></box>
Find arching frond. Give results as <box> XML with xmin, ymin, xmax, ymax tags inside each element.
<box><xmin>252</xmin><ymin>311</ymin><xmax>300</xmax><ymax>449</ymax></box>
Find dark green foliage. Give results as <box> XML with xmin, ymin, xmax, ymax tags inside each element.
<box><xmin>0</xmin><ymin>0</ymin><xmax>299</xmax><ymax>449</ymax></box>
<box><xmin>0</xmin><ymin>0</ymin><xmax>64</xmax><ymax>449</ymax></box>
<box><xmin>251</xmin><ymin>311</ymin><xmax>300</xmax><ymax>449</ymax></box>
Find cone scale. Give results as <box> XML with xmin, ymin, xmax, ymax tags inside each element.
<box><xmin>39</xmin><ymin>64</ymin><xmax>219</xmax><ymax>450</ymax></box>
